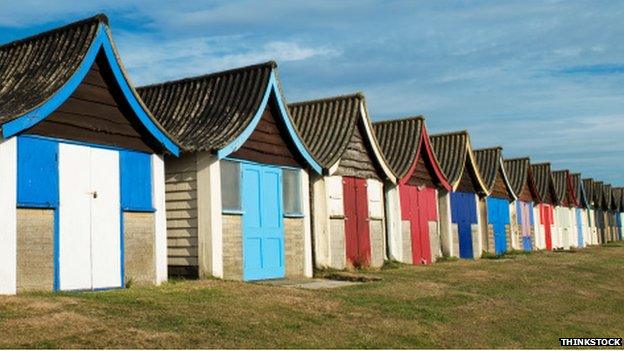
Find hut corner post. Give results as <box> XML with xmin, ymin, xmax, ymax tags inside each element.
<box><xmin>300</xmin><ymin>169</ymin><xmax>313</xmax><ymax>278</ymax></box>
<box><xmin>0</xmin><ymin>138</ymin><xmax>17</xmax><ymax>295</ymax></box>
<box><xmin>196</xmin><ymin>152</ymin><xmax>223</xmax><ymax>278</ymax></box>
<box><xmin>152</xmin><ymin>154</ymin><xmax>168</xmax><ymax>284</ymax></box>
<box><xmin>437</xmin><ymin>190</ymin><xmax>455</xmax><ymax>257</ymax></box>
<box><xmin>384</xmin><ymin>182</ymin><xmax>403</xmax><ymax>263</ymax></box>
<box><xmin>310</xmin><ymin>174</ymin><xmax>330</xmax><ymax>269</ymax></box>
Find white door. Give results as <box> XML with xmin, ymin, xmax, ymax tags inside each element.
<box><xmin>59</xmin><ymin>144</ymin><xmax>121</xmax><ymax>291</ymax></box>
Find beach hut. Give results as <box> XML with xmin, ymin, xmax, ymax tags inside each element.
<box><xmin>474</xmin><ymin>147</ymin><xmax>517</xmax><ymax>255</ymax></box>
<box><xmin>582</xmin><ymin>178</ymin><xmax>599</xmax><ymax>245</ymax></box>
<box><xmin>138</xmin><ymin>62</ymin><xmax>321</xmax><ymax>281</ymax></box>
<box><xmin>503</xmin><ymin>158</ymin><xmax>541</xmax><ymax>251</ymax></box>
<box><xmin>552</xmin><ymin>170</ymin><xmax>576</xmax><ymax>250</ymax></box>
<box><xmin>531</xmin><ymin>163</ymin><xmax>558</xmax><ymax>251</ymax></box>
<box><xmin>603</xmin><ymin>184</ymin><xmax>615</xmax><ymax>242</ymax></box>
<box><xmin>373</xmin><ymin>117</ymin><xmax>451</xmax><ymax>265</ymax></box>
<box><xmin>570</xmin><ymin>173</ymin><xmax>590</xmax><ymax>248</ymax></box>
<box><xmin>593</xmin><ymin>181</ymin><xmax>606</xmax><ymax>244</ymax></box>
<box><xmin>430</xmin><ymin>131</ymin><xmax>489</xmax><ymax>259</ymax></box>
<box><xmin>0</xmin><ymin>15</ymin><xmax>180</xmax><ymax>294</ymax></box>
<box><xmin>610</xmin><ymin>187</ymin><xmax>622</xmax><ymax>241</ymax></box>
<box><xmin>289</xmin><ymin>93</ymin><xmax>395</xmax><ymax>269</ymax></box>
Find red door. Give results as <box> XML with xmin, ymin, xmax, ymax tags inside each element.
<box><xmin>343</xmin><ymin>177</ymin><xmax>371</xmax><ymax>267</ymax></box>
<box><xmin>399</xmin><ymin>184</ymin><xmax>437</xmax><ymax>264</ymax></box>
<box><xmin>541</xmin><ymin>204</ymin><xmax>554</xmax><ymax>251</ymax></box>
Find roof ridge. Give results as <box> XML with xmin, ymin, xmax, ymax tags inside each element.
<box><xmin>372</xmin><ymin>115</ymin><xmax>424</xmax><ymax>125</ymax></box>
<box><xmin>430</xmin><ymin>130</ymin><xmax>468</xmax><ymax>137</ymax></box>
<box><xmin>0</xmin><ymin>13</ymin><xmax>107</xmax><ymax>51</ymax></box>
<box><xmin>289</xmin><ymin>92</ymin><xmax>365</xmax><ymax>107</ymax></box>
<box><xmin>532</xmin><ymin>162</ymin><xmax>551</xmax><ymax>167</ymax></box>
<box><xmin>137</xmin><ymin>61</ymin><xmax>276</xmax><ymax>90</ymax></box>
<box><xmin>505</xmin><ymin>156</ymin><xmax>530</xmax><ymax>162</ymax></box>
<box><xmin>474</xmin><ymin>146</ymin><xmax>503</xmax><ymax>152</ymax></box>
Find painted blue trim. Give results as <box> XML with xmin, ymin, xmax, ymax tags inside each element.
<box><xmin>216</xmin><ymin>73</ymin><xmax>322</xmax><ymax>174</ymax></box>
<box><xmin>119</xmin><ymin>209</ymin><xmax>125</xmax><ymax>288</ymax></box>
<box><xmin>17</xmin><ymin>136</ymin><xmax>59</xmax><ymax>208</ymax></box>
<box><xmin>122</xmin><ymin>206</ymin><xmax>156</xmax><ymax>212</ymax></box>
<box><xmin>17</xmin><ymin>202</ymin><xmax>56</xmax><ymax>209</ymax></box>
<box><xmin>2</xmin><ymin>25</ymin><xmax>179</xmax><ymax>156</ymax></box>
<box><xmin>53</xmin><ymin>209</ymin><xmax>60</xmax><ymax>292</ymax></box>
<box><xmin>22</xmin><ymin>134</ymin><xmax>153</xmax><ymax>154</ymax></box>
<box><xmin>284</xmin><ymin>213</ymin><xmax>305</xmax><ymax>218</ymax></box>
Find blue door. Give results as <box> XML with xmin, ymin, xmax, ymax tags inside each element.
<box><xmin>451</xmin><ymin>191</ymin><xmax>477</xmax><ymax>259</ymax></box>
<box><xmin>241</xmin><ymin>163</ymin><xmax>285</xmax><ymax>281</ymax></box>
<box><xmin>487</xmin><ymin>197</ymin><xmax>510</xmax><ymax>255</ymax></box>
<box><xmin>575</xmin><ymin>208</ymin><xmax>584</xmax><ymax>247</ymax></box>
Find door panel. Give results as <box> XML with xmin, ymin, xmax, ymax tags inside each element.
<box><xmin>343</xmin><ymin>177</ymin><xmax>371</xmax><ymax>266</ymax></box>
<box><xmin>59</xmin><ymin>144</ymin><xmax>93</xmax><ymax>291</ymax></box>
<box><xmin>399</xmin><ymin>185</ymin><xmax>436</xmax><ymax>265</ymax></box>
<box><xmin>90</xmin><ymin>148</ymin><xmax>121</xmax><ymax>289</ymax></box>
<box><xmin>487</xmin><ymin>197</ymin><xmax>509</xmax><ymax>255</ymax></box>
<box><xmin>242</xmin><ymin>163</ymin><xmax>285</xmax><ymax>280</ymax></box>
<box><xmin>519</xmin><ymin>201</ymin><xmax>532</xmax><ymax>251</ymax></box>
<box><xmin>451</xmin><ymin>191</ymin><xmax>476</xmax><ymax>259</ymax></box>
<box><xmin>541</xmin><ymin>204</ymin><xmax>554</xmax><ymax>250</ymax></box>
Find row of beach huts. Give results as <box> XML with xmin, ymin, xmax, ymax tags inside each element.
<box><xmin>0</xmin><ymin>15</ymin><xmax>621</xmax><ymax>294</ymax></box>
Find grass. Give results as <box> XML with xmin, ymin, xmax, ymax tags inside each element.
<box><xmin>1</xmin><ymin>245</ymin><xmax>624</xmax><ymax>348</ymax></box>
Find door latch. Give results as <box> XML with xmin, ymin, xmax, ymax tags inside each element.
<box><xmin>87</xmin><ymin>191</ymin><xmax>98</xmax><ymax>199</ymax></box>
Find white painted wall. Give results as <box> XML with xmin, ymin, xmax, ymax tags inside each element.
<box><xmin>472</xmin><ymin>193</ymin><xmax>483</xmax><ymax>259</ymax></box>
<box><xmin>152</xmin><ymin>154</ymin><xmax>168</xmax><ymax>284</ymax></box>
<box><xmin>0</xmin><ymin>138</ymin><xmax>17</xmax><ymax>295</ymax></box>
<box><xmin>197</xmin><ymin>153</ymin><xmax>223</xmax><ymax>278</ymax></box>
<box><xmin>533</xmin><ymin>206</ymin><xmax>545</xmax><ymax>250</ymax></box>
<box><xmin>437</xmin><ymin>190</ymin><xmax>454</xmax><ymax>257</ymax></box>
<box><xmin>311</xmin><ymin>175</ymin><xmax>330</xmax><ymax>268</ymax></box>
<box><xmin>300</xmin><ymin>169</ymin><xmax>313</xmax><ymax>278</ymax></box>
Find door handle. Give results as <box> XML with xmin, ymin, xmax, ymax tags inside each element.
<box><xmin>87</xmin><ymin>191</ymin><xmax>97</xmax><ymax>199</ymax></box>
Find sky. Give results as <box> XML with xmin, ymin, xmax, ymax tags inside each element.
<box><xmin>1</xmin><ymin>0</ymin><xmax>623</xmax><ymax>184</ymax></box>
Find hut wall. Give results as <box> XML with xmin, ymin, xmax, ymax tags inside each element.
<box><xmin>311</xmin><ymin>175</ymin><xmax>347</xmax><ymax>269</ymax></box>
<box><xmin>0</xmin><ymin>138</ymin><xmax>17</xmax><ymax>295</ymax></box>
<box><xmin>16</xmin><ymin>208</ymin><xmax>54</xmax><ymax>292</ymax></box>
<box><xmin>230</xmin><ymin>103</ymin><xmax>300</xmax><ymax>167</ymax></box>
<box><xmin>335</xmin><ymin>123</ymin><xmax>380</xmax><ymax>180</ymax></box>
<box><xmin>123</xmin><ymin>212</ymin><xmax>156</xmax><ymax>285</ymax></box>
<box><xmin>164</xmin><ymin>153</ymin><xmax>199</xmax><ymax>276</ymax></box>
<box><xmin>367</xmin><ymin>179</ymin><xmax>386</xmax><ymax>268</ymax></box>
<box><xmin>437</xmin><ymin>190</ymin><xmax>458</xmax><ymax>257</ymax></box>
<box><xmin>384</xmin><ymin>183</ymin><xmax>406</xmax><ymax>263</ymax></box>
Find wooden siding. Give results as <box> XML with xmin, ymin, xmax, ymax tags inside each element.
<box><xmin>335</xmin><ymin>122</ymin><xmax>380</xmax><ymax>180</ymax></box>
<box><xmin>407</xmin><ymin>149</ymin><xmax>436</xmax><ymax>188</ymax></box>
<box><xmin>456</xmin><ymin>159</ymin><xmax>478</xmax><ymax>193</ymax></box>
<box><xmin>230</xmin><ymin>101</ymin><xmax>301</xmax><ymax>167</ymax></box>
<box><xmin>164</xmin><ymin>153</ymin><xmax>198</xmax><ymax>267</ymax></box>
<box><xmin>490</xmin><ymin>168</ymin><xmax>512</xmax><ymax>200</ymax></box>
<box><xmin>517</xmin><ymin>180</ymin><xmax>535</xmax><ymax>203</ymax></box>
<box><xmin>26</xmin><ymin>53</ymin><xmax>158</xmax><ymax>153</ymax></box>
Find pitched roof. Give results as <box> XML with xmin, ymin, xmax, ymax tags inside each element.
<box><xmin>503</xmin><ymin>157</ymin><xmax>540</xmax><ymax>201</ymax></box>
<box><xmin>593</xmin><ymin>181</ymin><xmax>604</xmax><ymax>207</ymax></box>
<box><xmin>289</xmin><ymin>93</ymin><xmax>362</xmax><ymax>170</ymax></box>
<box><xmin>372</xmin><ymin>116</ymin><xmax>450</xmax><ymax>189</ymax></box>
<box><xmin>289</xmin><ymin>93</ymin><xmax>395</xmax><ymax>181</ymax></box>
<box><xmin>430</xmin><ymin>130</ymin><xmax>488</xmax><ymax>194</ymax></box>
<box><xmin>0</xmin><ymin>13</ymin><xmax>179</xmax><ymax>154</ymax></box>
<box><xmin>582</xmin><ymin>178</ymin><xmax>594</xmax><ymax>206</ymax></box>
<box><xmin>0</xmin><ymin>15</ymin><xmax>104</xmax><ymax>124</ymax></box>
<box><xmin>531</xmin><ymin>163</ymin><xmax>556</xmax><ymax>204</ymax></box>
<box><xmin>611</xmin><ymin>187</ymin><xmax>622</xmax><ymax>211</ymax></box>
<box><xmin>138</xmin><ymin>62</ymin><xmax>275</xmax><ymax>152</ymax></box>
<box><xmin>603</xmin><ymin>183</ymin><xmax>612</xmax><ymax>210</ymax></box>
<box><xmin>552</xmin><ymin>170</ymin><xmax>571</xmax><ymax>205</ymax></box>
<box><xmin>570</xmin><ymin>173</ymin><xmax>586</xmax><ymax>207</ymax></box>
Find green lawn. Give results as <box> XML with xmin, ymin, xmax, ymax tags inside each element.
<box><xmin>1</xmin><ymin>244</ymin><xmax>624</xmax><ymax>349</ymax></box>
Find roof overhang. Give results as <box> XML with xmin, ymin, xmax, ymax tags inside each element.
<box><xmin>398</xmin><ymin>125</ymin><xmax>451</xmax><ymax>191</ymax></box>
<box><xmin>358</xmin><ymin>103</ymin><xmax>397</xmax><ymax>184</ymax></box>
<box><xmin>453</xmin><ymin>139</ymin><xmax>490</xmax><ymax>196</ymax></box>
<box><xmin>497</xmin><ymin>156</ymin><xmax>518</xmax><ymax>201</ymax></box>
<box><xmin>0</xmin><ymin>24</ymin><xmax>180</xmax><ymax>156</ymax></box>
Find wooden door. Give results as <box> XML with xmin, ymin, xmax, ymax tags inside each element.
<box><xmin>541</xmin><ymin>204</ymin><xmax>554</xmax><ymax>251</ymax></box>
<box><xmin>241</xmin><ymin>163</ymin><xmax>285</xmax><ymax>281</ymax></box>
<box><xmin>58</xmin><ymin>144</ymin><xmax>121</xmax><ymax>291</ymax></box>
<box><xmin>487</xmin><ymin>197</ymin><xmax>510</xmax><ymax>255</ymax></box>
<box><xmin>399</xmin><ymin>185</ymin><xmax>436</xmax><ymax>265</ymax></box>
<box><xmin>451</xmin><ymin>191</ymin><xmax>477</xmax><ymax>259</ymax></box>
<box><xmin>343</xmin><ymin>177</ymin><xmax>371</xmax><ymax>267</ymax></box>
<box><xmin>517</xmin><ymin>201</ymin><xmax>533</xmax><ymax>251</ymax></box>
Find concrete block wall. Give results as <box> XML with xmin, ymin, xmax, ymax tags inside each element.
<box><xmin>124</xmin><ymin>212</ymin><xmax>156</xmax><ymax>285</ymax></box>
<box><xmin>16</xmin><ymin>208</ymin><xmax>54</xmax><ymax>292</ymax></box>
<box><xmin>370</xmin><ymin>219</ymin><xmax>385</xmax><ymax>268</ymax></box>
<box><xmin>222</xmin><ymin>214</ymin><xmax>243</xmax><ymax>280</ymax></box>
<box><xmin>284</xmin><ymin>217</ymin><xmax>305</xmax><ymax>277</ymax></box>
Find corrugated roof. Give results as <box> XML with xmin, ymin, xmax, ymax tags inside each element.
<box><xmin>531</xmin><ymin>163</ymin><xmax>556</xmax><ymax>204</ymax></box>
<box><xmin>503</xmin><ymin>157</ymin><xmax>539</xmax><ymax>200</ymax></box>
<box><xmin>611</xmin><ymin>187</ymin><xmax>622</xmax><ymax>211</ymax></box>
<box><xmin>430</xmin><ymin>130</ymin><xmax>488</xmax><ymax>194</ymax></box>
<box><xmin>289</xmin><ymin>93</ymin><xmax>362</xmax><ymax>170</ymax></box>
<box><xmin>474</xmin><ymin>147</ymin><xmax>502</xmax><ymax>192</ymax></box>
<box><xmin>372</xmin><ymin>116</ymin><xmax>423</xmax><ymax>179</ymax></box>
<box><xmin>0</xmin><ymin>14</ymin><xmax>104</xmax><ymax>124</ymax></box>
<box><xmin>583</xmin><ymin>178</ymin><xmax>594</xmax><ymax>206</ymax></box>
<box><xmin>570</xmin><ymin>173</ymin><xmax>586</xmax><ymax>207</ymax></box>
<box><xmin>138</xmin><ymin>62</ymin><xmax>276</xmax><ymax>152</ymax></box>
<box><xmin>552</xmin><ymin>170</ymin><xmax>570</xmax><ymax>205</ymax></box>
<box><xmin>593</xmin><ymin>181</ymin><xmax>604</xmax><ymax>207</ymax></box>
<box><xmin>289</xmin><ymin>93</ymin><xmax>395</xmax><ymax>181</ymax></box>
<box><xmin>603</xmin><ymin>183</ymin><xmax>612</xmax><ymax>210</ymax></box>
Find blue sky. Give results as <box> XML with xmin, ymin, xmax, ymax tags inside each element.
<box><xmin>1</xmin><ymin>0</ymin><xmax>623</xmax><ymax>184</ymax></box>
